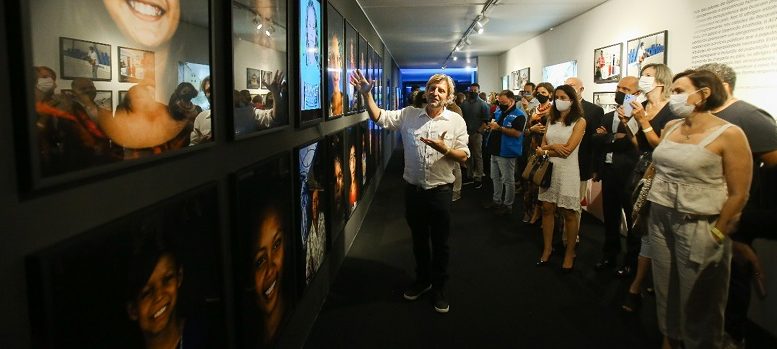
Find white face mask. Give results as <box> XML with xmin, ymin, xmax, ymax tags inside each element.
<box><xmin>668</xmin><ymin>91</ymin><xmax>699</xmax><ymax>117</ymax></box>
<box><xmin>638</xmin><ymin>76</ymin><xmax>656</xmax><ymax>93</ymax></box>
<box><xmin>37</xmin><ymin>77</ymin><xmax>55</xmax><ymax>94</ymax></box>
<box><xmin>555</xmin><ymin>99</ymin><xmax>572</xmax><ymax>112</ymax></box>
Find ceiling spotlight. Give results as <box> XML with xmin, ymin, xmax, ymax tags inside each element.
<box><xmin>476</xmin><ymin>16</ymin><xmax>489</xmax><ymax>28</ymax></box>
<box><xmin>549</xmin><ymin>27</ymin><xmax>554</xmax><ymax>31</ymax></box>
<box><xmin>453</xmin><ymin>56</ymin><xmax>458</xmax><ymax>61</ymax></box>
<box><xmin>455</xmin><ymin>45</ymin><xmax>461</xmax><ymax>52</ymax></box>
<box><xmin>464</xmin><ymin>38</ymin><xmax>471</xmax><ymax>46</ymax></box>
<box><xmin>477</xmin><ymin>27</ymin><xmax>484</xmax><ymax>34</ymax></box>
<box><xmin>441</xmin><ymin>66</ymin><xmax>446</xmax><ymax>70</ymax></box>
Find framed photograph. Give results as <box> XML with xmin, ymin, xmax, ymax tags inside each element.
<box><xmin>511</xmin><ymin>67</ymin><xmax>530</xmax><ymax>91</ymax></box>
<box><xmin>234</xmin><ymin>152</ymin><xmax>297</xmax><ymax>348</ymax></box>
<box><xmin>542</xmin><ymin>60</ymin><xmax>577</xmax><ymax>89</ymax></box>
<box><xmin>359</xmin><ymin>120</ymin><xmax>373</xmax><ymax>188</ymax></box>
<box><xmin>26</xmin><ymin>185</ymin><xmax>225</xmax><ymax>348</ymax></box>
<box><xmin>298</xmin><ymin>0</ymin><xmax>323</xmax><ymax>128</ymax></box>
<box><xmin>327</xmin><ymin>131</ymin><xmax>346</xmax><ymax>239</ymax></box>
<box><xmin>59</xmin><ymin>37</ymin><xmax>111</xmax><ymax>81</ymax></box>
<box><xmin>627</xmin><ymin>30</ymin><xmax>667</xmax><ymax>77</ymax></box>
<box><xmin>594</xmin><ymin>43</ymin><xmax>622</xmax><ymax>84</ymax></box>
<box><xmin>295</xmin><ymin>139</ymin><xmax>328</xmax><ymax>288</ymax></box>
<box><xmin>23</xmin><ymin>0</ymin><xmax>213</xmax><ymax>189</ymax></box>
<box><xmin>61</xmin><ymin>89</ymin><xmax>113</xmax><ymax>112</ymax></box>
<box><xmin>593</xmin><ymin>92</ymin><xmax>618</xmax><ymax>114</ymax></box>
<box><xmin>178</xmin><ymin>61</ymin><xmax>211</xmax><ymax>111</ymax></box>
<box><xmin>344</xmin><ymin>126</ymin><xmax>359</xmax><ymax>213</ymax></box>
<box><xmin>118</xmin><ymin>46</ymin><xmax>155</xmax><ymax>84</ymax></box>
<box><xmin>358</xmin><ymin>34</ymin><xmax>368</xmax><ymax>112</ymax></box>
<box><xmin>344</xmin><ymin>21</ymin><xmax>358</xmax><ymax>115</ymax></box>
<box><xmin>246</xmin><ymin>67</ymin><xmax>262</xmax><ymax>89</ymax></box>
<box><xmin>502</xmin><ymin>75</ymin><xmax>509</xmax><ymax>90</ymax></box>
<box><xmin>326</xmin><ymin>4</ymin><xmax>345</xmax><ymax>120</ymax></box>
<box><xmin>231</xmin><ymin>0</ymin><xmax>289</xmax><ymax>139</ymax></box>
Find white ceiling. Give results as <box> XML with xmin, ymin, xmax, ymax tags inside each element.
<box><xmin>358</xmin><ymin>0</ymin><xmax>608</xmax><ymax>69</ymax></box>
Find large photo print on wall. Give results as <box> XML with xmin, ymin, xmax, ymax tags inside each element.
<box><xmin>26</xmin><ymin>185</ymin><xmax>225</xmax><ymax>349</ymax></box>
<box><xmin>344</xmin><ymin>21</ymin><xmax>358</xmax><ymax>115</ymax></box>
<box><xmin>25</xmin><ymin>0</ymin><xmax>213</xmax><ymax>187</ymax></box>
<box><xmin>296</xmin><ymin>140</ymin><xmax>328</xmax><ymax>288</ymax></box>
<box><xmin>326</xmin><ymin>4</ymin><xmax>345</xmax><ymax>120</ymax></box>
<box><xmin>511</xmin><ymin>67</ymin><xmax>530</xmax><ymax>91</ymax></box>
<box><xmin>231</xmin><ymin>0</ymin><xmax>289</xmax><ymax>137</ymax></box>
<box><xmin>327</xmin><ymin>130</ymin><xmax>347</xmax><ymax>239</ymax></box>
<box><xmin>594</xmin><ymin>43</ymin><xmax>622</xmax><ymax>84</ymax></box>
<box><xmin>234</xmin><ymin>152</ymin><xmax>297</xmax><ymax>348</ymax></box>
<box><xmin>298</xmin><ymin>0</ymin><xmax>323</xmax><ymax>127</ymax></box>
<box><xmin>627</xmin><ymin>31</ymin><xmax>667</xmax><ymax>77</ymax></box>
<box><xmin>542</xmin><ymin>60</ymin><xmax>577</xmax><ymax>89</ymax></box>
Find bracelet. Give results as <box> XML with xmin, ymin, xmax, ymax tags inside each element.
<box><xmin>642</xmin><ymin>126</ymin><xmax>654</xmax><ymax>133</ymax></box>
<box><xmin>710</xmin><ymin>226</ymin><xmax>726</xmax><ymax>242</ymax></box>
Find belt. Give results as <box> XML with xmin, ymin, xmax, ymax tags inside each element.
<box><xmin>406</xmin><ymin>182</ymin><xmax>453</xmax><ymax>192</ymax></box>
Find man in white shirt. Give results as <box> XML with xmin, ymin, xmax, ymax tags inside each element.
<box><xmin>350</xmin><ymin>70</ymin><xmax>470</xmax><ymax>314</ymax></box>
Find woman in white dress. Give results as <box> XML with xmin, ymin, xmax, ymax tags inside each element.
<box><xmin>535</xmin><ymin>84</ymin><xmax>587</xmax><ymax>272</ymax></box>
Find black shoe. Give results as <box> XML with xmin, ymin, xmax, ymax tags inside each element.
<box><xmin>561</xmin><ymin>257</ymin><xmax>576</xmax><ymax>274</ymax></box>
<box><xmin>495</xmin><ymin>205</ymin><xmax>512</xmax><ymax>216</ymax></box>
<box><xmin>595</xmin><ymin>258</ymin><xmax>615</xmax><ymax>271</ymax></box>
<box><xmin>615</xmin><ymin>265</ymin><xmax>634</xmax><ymax>279</ymax></box>
<box><xmin>403</xmin><ymin>282</ymin><xmax>432</xmax><ymax>301</ymax></box>
<box><xmin>621</xmin><ymin>291</ymin><xmax>642</xmax><ymax>312</ymax></box>
<box><xmin>432</xmin><ymin>289</ymin><xmax>449</xmax><ymax>313</ymax></box>
<box><xmin>474</xmin><ymin>180</ymin><xmax>483</xmax><ymax>189</ymax></box>
<box><xmin>536</xmin><ymin>259</ymin><xmax>550</xmax><ymax>267</ymax></box>
<box><xmin>482</xmin><ymin>201</ymin><xmax>500</xmax><ymax>209</ymax></box>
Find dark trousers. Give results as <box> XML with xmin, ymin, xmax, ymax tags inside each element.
<box><xmin>601</xmin><ymin>164</ymin><xmax>637</xmax><ymax>263</ymax></box>
<box><xmin>405</xmin><ymin>183</ymin><xmax>452</xmax><ymax>290</ymax></box>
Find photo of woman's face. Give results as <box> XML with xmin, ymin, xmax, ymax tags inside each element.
<box><xmin>103</xmin><ymin>0</ymin><xmax>181</xmax><ymax>48</ymax></box>
<box><xmin>253</xmin><ymin>209</ymin><xmax>284</xmax><ymax>316</ymax></box>
<box><xmin>349</xmin><ymin>145</ymin><xmax>356</xmax><ymax>181</ymax></box>
<box><xmin>329</xmin><ymin>36</ymin><xmax>340</xmax><ymax>84</ymax></box>
<box><xmin>333</xmin><ymin>158</ymin><xmax>343</xmax><ymax>197</ymax></box>
<box><xmin>129</xmin><ymin>254</ymin><xmax>181</xmax><ymax>336</ymax></box>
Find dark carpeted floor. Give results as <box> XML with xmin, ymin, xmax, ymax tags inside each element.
<box><xmin>305</xmin><ymin>151</ymin><xmax>775</xmax><ymax>348</ymax></box>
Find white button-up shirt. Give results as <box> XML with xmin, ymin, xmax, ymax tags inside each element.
<box><xmin>378</xmin><ymin>106</ymin><xmax>470</xmax><ymax>189</ymax></box>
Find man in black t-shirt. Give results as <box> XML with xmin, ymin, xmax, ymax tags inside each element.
<box><xmin>701</xmin><ymin>63</ymin><xmax>777</xmax><ymax>346</ymax></box>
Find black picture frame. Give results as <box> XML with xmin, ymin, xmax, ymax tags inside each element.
<box><xmin>325</xmin><ymin>3</ymin><xmax>345</xmax><ymax>120</ymax></box>
<box><xmin>233</xmin><ymin>151</ymin><xmax>298</xmax><ymax>348</ymax></box>
<box><xmin>343</xmin><ymin>20</ymin><xmax>358</xmax><ymax>115</ymax></box>
<box><xmin>594</xmin><ymin>43</ymin><xmax>623</xmax><ymax>84</ymax></box>
<box><xmin>61</xmin><ymin>89</ymin><xmax>113</xmax><ymax>112</ymax></box>
<box><xmin>59</xmin><ymin>37</ymin><xmax>111</xmax><ymax>81</ymax></box>
<box><xmin>626</xmin><ymin>30</ymin><xmax>668</xmax><ymax>77</ymax></box>
<box><xmin>26</xmin><ymin>184</ymin><xmax>226</xmax><ymax>349</ymax></box>
<box><xmin>326</xmin><ymin>130</ymin><xmax>347</xmax><ymax>241</ymax></box>
<box><xmin>297</xmin><ymin>0</ymin><xmax>324</xmax><ymax>128</ymax></box>
<box><xmin>592</xmin><ymin>92</ymin><xmax>617</xmax><ymax>114</ymax></box>
<box><xmin>511</xmin><ymin>67</ymin><xmax>530</xmax><ymax>91</ymax></box>
<box><xmin>294</xmin><ymin>138</ymin><xmax>328</xmax><ymax>290</ymax></box>
<box><xmin>118</xmin><ymin>46</ymin><xmax>155</xmax><ymax>84</ymax></box>
<box><xmin>247</xmin><ymin>67</ymin><xmax>262</xmax><ymax>89</ymax></box>
<box><xmin>230</xmin><ymin>0</ymin><xmax>290</xmax><ymax>140</ymax></box>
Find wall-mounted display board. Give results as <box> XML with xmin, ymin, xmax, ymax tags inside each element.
<box><xmin>325</xmin><ymin>3</ymin><xmax>345</xmax><ymax>120</ymax></box>
<box><xmin>234</xmin><ymin>152</ymin><xmax>297</xmax><ymax>348</ymax></box>
<box><xmin>26</xmin><ymin>184</ymin><xmax>225</xmax><ymax>348</ymax></box>
<box><xmin>593</xmin><ymin>43</ymin><xmax>622</xmax><ymax>84</ymax></box>
<box><xmin>592</xmin><ymin>92</ymin><xmax>617</xmax><ymax>114</ymax></box>
<box><xmin>297</xmin><ymin>0</ymin><xmax>324</xmax><ymax>127</ymax></box>
<box><xmin>20</xmin><ymin>0</ymin><xmax>213</xmax><ymax>189</ymax></box>
<box><xmin>344</xmin><ymin>20</ymin><xmax>358</xmax><ymax>115</ymax></box>
<box><xmin>295</xmin><ymin>139</ymin><xmax>328</xmax><ymax>289</ymax></box>
<box><xmin>626</xmin><ymin>30</ymin><xmax>667</xmax><ymax>77</ymax></box>
<box><xmin>232</xmin><ymin>0</ymin><xmax>289</xmax><ymax>138</ymax></box>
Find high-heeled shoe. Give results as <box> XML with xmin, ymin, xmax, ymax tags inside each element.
<box><xmin>536</xmin><ymin>251</ymin><xmax>552</xmax><ymax>267</ymax></box>
<box><xmin>561</xmin><ymin>257</ymin><xmax>576</xmax><ymax>274</ymax></box>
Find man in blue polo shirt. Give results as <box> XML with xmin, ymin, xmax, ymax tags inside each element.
<box><xmin>484</xmin><ymin>90</ymin><xmax>526</xmax><ymax>216</ymax></box>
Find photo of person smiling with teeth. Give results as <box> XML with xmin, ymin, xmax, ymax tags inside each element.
<box><xmin>103</xmin><ymin>0</ymin><xmax>180</xmax><ymax>48</ymax></box>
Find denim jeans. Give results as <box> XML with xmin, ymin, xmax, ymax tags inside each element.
<box><xmin>490</xmin><ymin>156</ymin><xmax>516</xmax><ymax>207</ymax></box>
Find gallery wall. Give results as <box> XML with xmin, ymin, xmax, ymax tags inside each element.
<box><xmin>497</xmin><ymin>0</ymin><xmax>777</xmax><ymax>335</ymax></box>
<box><xmin>475</xmin><ymin>54</ymin><xmax>499</xmax><ymax>93</ymax></box>
<box><xmin>0</xmin><ymin>0</ymin><xmax>402</xmax><ymax>348</ymax></box>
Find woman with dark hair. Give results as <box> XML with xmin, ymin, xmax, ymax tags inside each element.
<box><xmin>535</xmin><ymin>84</ymin><xmax>586</xmax><ymax>272</ymax></box>
<box><xmin>522</xmin><ymin>82</ymin><xmax>554</xmax><ymax>224</ymax></box>
<box><xmin>646</xmin><ymin>69</ymin><xmax>751</xmax><ymax>349</ymax></box>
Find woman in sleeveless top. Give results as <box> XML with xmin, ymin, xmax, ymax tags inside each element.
<box><xmin>647</xmin><ymin>70</ymin><xmax>751</xmax><ymax>349</ymax></box>
<box><xmin>522</xmin><ymin>82</ymin><xmax>554</xmax><ymax>224</ymax></box>
<box><xmin>535</xmin><ymin>85</ymin><xmax>586</xmax><ymax>272</ymax></box>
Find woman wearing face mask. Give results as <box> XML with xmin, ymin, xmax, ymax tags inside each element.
<box><xmin>522</xmin><ymin>82</ymin><xmax>554</xmax><ymax>224</ymax></box>
<box><xmin>535</xmin><ymin>85</ymin><xmax>586</xmax><ymax>272</ymax></box>
<box><xmin>647</xmin><ymin>69</ymin><xmax>751</xmax><ymax>349</ymax></box>
<box><xmin>620</xmin><ymin>63</ymin><xmax>680</xmax><ymax>312</ymax></box>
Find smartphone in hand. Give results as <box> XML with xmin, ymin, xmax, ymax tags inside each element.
<box><xmin>622</xmin><ymin>94</ymin><xmax>636</xmax><ymax>117</ymax></box>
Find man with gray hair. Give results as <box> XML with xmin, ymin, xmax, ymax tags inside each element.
<box><xmin>351</xmin><ymin>69</ymin><xmax>470</xmax><ymax>314</ymax></box>
<box><xmin>699</xmin><ymin>62</ymin><xmax>777</xmax><ymax>347</ymax></box>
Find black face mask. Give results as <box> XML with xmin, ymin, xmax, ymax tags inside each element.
<box><xmin>535</xmin><ymin>94</ymin><xmax>549</xmax><ymax>104</ymax></box>
<box><xmin>615</xmin><ymin>91</ymin><xmax>626</xmax><ymax>105</ymax></box>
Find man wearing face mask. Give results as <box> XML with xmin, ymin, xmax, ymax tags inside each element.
<box><xmin>484</xmin><ymin>90</ymin><xmax>527</xmax><ymax>216</ymax></box>
<box><xmin>520</xmin><ymin>82</ymin><xmax>539</xmax><ymax>114</ymax></box>
<box><xmin>591</xmin><ymin>76</ymin><xmax>641</xmax><ymax>282</ymax></box>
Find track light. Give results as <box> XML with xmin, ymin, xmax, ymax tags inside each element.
<box><xmin>464</xmin><ymin>38</ymin><xmax>471</xmax><ymax>46</ymax></box>
<box><xmin>455</xmin><ymin>45</ymin><xmax>461</xmax><ymax>52</ymax></box>
<box><xmin>453</xmin><ymin>56</ymin><xmax>458</xmax><ymax>61</ymax></box>
<box><xmin>477</xmin><ymin>27</ymin><xmax>484</xmax><ymax>34</ymax></box>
